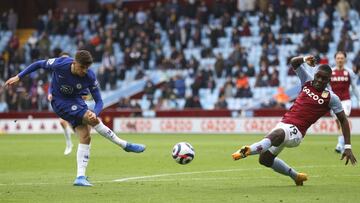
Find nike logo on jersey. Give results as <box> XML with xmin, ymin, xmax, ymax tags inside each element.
<box><xmin>58</xmin><ymin>75</ymin><xmax>65</xmax><ymax>78</ymax></box>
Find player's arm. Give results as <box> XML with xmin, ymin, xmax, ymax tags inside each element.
<box><xmin>290</xmin><ymin>55</ymin><xmax>316</xmax><ymax>70</ymax></box>
<box><xmin>331</xmin><ymin>93</ymin><xmax>357</xmax><ymax>165</ymax></box>
<box><xmin>335</xmin><ymin>111</ymin><xmax>357</xmax><ymax>165</ymax></box>
<box><xmin>4</xmin><ymin>59</ymin><xmax>56</xmax><ymax>88</ymax></box>
<box><xmin>89</xmin><ymin>80</ymin><xmax>104</xmax><ymax>116</ymax></box>
<box><xmin>290</xmin><ymin>55</ymin><xmax>316</xmax><ymax>85</ymax></box>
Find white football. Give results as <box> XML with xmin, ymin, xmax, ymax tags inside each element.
<box><xmin>172</xmin><ymin>142</ymin><xmax>195</xmax><ymax>165</ymax></box>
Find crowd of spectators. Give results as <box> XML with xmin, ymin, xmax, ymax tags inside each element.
<box><xmin>1</xmin><ymin>0</ymin><xmax>360</xmax><ymax>113</ymax></box>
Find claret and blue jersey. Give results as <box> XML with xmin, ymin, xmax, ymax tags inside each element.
<box><xmin>18</xmin><ymin>57</ymin><xmax>103</xmax><ymax>127</ymax></box>
<box><xmin>281</xmin><ymin>64</ymin><xmax>343</xmax><ymax>136</ymax></box>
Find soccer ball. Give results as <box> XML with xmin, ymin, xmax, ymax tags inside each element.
<box><xmin>172</xmin><ymin>142</ymin><xmax>195</xmax><ymax>165</ymax></box>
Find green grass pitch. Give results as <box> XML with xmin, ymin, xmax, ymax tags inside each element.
<box><xmin>0</xmin><ymin>134</ymin><xmax>359</xmax><ymax>203</ymax></box>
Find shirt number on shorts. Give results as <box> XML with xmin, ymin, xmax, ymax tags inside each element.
<box><xmin>289</xmin><ymin>125</ymin><xmax>298</xmax><ymax>137</ymax></box>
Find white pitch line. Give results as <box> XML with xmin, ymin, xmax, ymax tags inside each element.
<box><xmin>111</xmin><ymin>168</ymin><xmax>263</xmax><ymax>182</ymax></box>
<box><xmin>110</xmin><ymin>164</ymin><xmax>342</xmax><ymax>183</ymax></box>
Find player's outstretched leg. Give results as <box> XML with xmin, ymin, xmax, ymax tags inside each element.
<box><xmin>294</xmin><ymin>173</ymin><xmax>308</xmax><ymax>186</ymax></box>
<box><xmin>232</xmin><ymin>138</ymin><xmax>272</xmax><ymax>160</ymax></box>
<box><xmin>259</xmin><ymin>151</ymin><xmax>308</xmax><ymax>186</ymax></box>
<box><xmin>272</xmin><ymin>158</ymin><xmax>308</xmax><ymax>186</ymax></box>
<box><xmin>124</xmin><ymin>142</ymin><xmax>146</xmax><ymax>153</ymax></box>
<box><xmin>93</xmin><ymin>121</ymin><xmax>145</xmax><ymax>153</ymax></box>
<box><xmin>232</xmin><ymin>146</ymin><xmax>251</xmax><ymax>160</ymax></box>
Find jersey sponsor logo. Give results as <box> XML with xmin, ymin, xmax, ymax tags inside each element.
<box><xmin>302</xmin><ymin>86</ymin><xmax>325</xmax><ymax>104</ymax></box>
<box><xmin>76</xmin><ymin>83</ymin><xmax>82</xmax><ymax>89</ymax></box>
<box><xmin>47</xmin><ymin>58</ymin><xmax>56</xmax><ymax>65</ymax></box>
<box><xmin>331</xmin><ymin>76</ymin><xmax>349</xmax><ymax>82</ymax></box>
<box><xmin>71</xmin><ymin>105</ymin><xmax>78</xmax><ymax>111</ymax></box>
<box><xmin>60</xmin><ymin>85</ymin><xmax>74</xmax><ymax>95</ymax></box>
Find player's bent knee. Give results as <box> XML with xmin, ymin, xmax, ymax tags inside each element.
<box><xmin>83</xmin><ymin>111</ymin><xmax>100</xmax><ymax>126</ymax></box>
<box><xmin>259</xmin><ymin>153</ymin><xmax>275</xmax><ymax>167</ymax></box>
<box><xmin>88</xmin><ymin>118</ymin><xmax>100</xmax><ymax>126</ymax></box>
<box><xmin>266</xmin><ymin>129</ymin><xmax>285</xmax><ymax>147</ymax></box>
<box><xmin>259</xmin><ymin>157</ymin><xmax>272</xmax><ymax>167</ymax></box>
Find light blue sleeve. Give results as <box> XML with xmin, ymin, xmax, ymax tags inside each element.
<box><xmin>347</xmin><ymin>68</ymin><xmax>360</xmax><ymax>101</ymax></box>
<box><xmin>294</xmin><ymin>64</ymin><xmax>313</xmax><ymax>85</ymax></box>
<box><xmin>329</xmin><ymin>91</ymin><xmax>344</xmax><ymax>114</ymax></box>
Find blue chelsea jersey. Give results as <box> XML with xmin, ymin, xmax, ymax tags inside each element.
<box><xmin>18</xmin><ymin>57</ymin><xmax>99</xmax><ymax>99</ymax></box>
<box><xmin>46</xmin><ymin>57</ymin><xmax>99</xmax><ymax>98</ymax></box>
<box><xmin>18</xmin><ymin>57</ymin><xmax>104</xmax><ymax>115</ymax></box>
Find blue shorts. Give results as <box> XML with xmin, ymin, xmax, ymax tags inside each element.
<box><xmin>51</xmin><ymin>98</ymin><xmax>88</xmax><ymax>128</ymax></box>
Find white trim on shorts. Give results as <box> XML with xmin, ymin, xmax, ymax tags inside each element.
<box><xmin>268</xmin><ymin>122</ymin><xmax>303</xmax><ymax>155</ymax></box>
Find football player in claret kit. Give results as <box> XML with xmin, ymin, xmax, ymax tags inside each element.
<box><xmin>4</xmin><ymin>50</ymin><xmax>146</xmax><ymax>186</ymax></box>
<box><xmin>232</xmin><ymin>55</ymin><xmax>357</xmax><ymax>186</ymax></box>
<box><xmin>330</xmin><ymin>51</ymin><xmax>360</xmax><ymax>153</ymax></box>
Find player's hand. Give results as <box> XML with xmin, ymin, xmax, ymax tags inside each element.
<box><xmin>304</xmin><ymin>55</ymin><xmax>316</xmax><ymax>67</ymax></box>
<box><xmin>88</xmin><ymin>111</ymin><xmax>97</xmax><ymax>124</ymax></box>
<box><xmin>341</xmin><ymin>149</ymin><xmax>357</xmax><ymax>165</ymax></box>
<box><xmin>47</xmin><ymin>94</ymin><xmax>53</xmax><ymax>101</ymax></box>
<box><xmin>4</xmin><ymin>75</ymin><xmax>20</xmax><ymax>88</ymax></box>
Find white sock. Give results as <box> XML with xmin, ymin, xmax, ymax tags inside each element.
<box><xmin>77</xmin><ymin>144</ymin><xmax>90</xmax><ymax>177</ymax></box>
<box><xmin>271</xmin><ymin>157</ymin><xmax>298</xmax><ymax>180</ymax></box>
<box><xmin>63</xmin><ymin>127</ymin><xmax>72</xmax><ymax>146</ymax></box>
<box><xmin>249</xmin><ymin>138</ymin><xmax>272</xmax><ymax>155</ymax></box>
<box><xmin>338</xmin><ymin>135</ymin><xmax>345</xmax><ymax>146</ymax></box>
<box><xmin>94</xmin><ymin>122</ymin><xmax>127</xmax><ymax>148</ymax></box>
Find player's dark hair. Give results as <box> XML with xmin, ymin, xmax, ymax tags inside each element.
<box><xmin>334</xmin><ymin>51</ymin><xmax>347</xmax><ymax>58</ymax></box>
<box><xmin>318</xmin><ymin>64</ymin><xmax>332</xmax><ymax>74</ymax></box>
<box><xmin>75</xmin><ymin>50</ymin><xmax>93</xmax><ymax>66</ymax></box>
<box><xmin>59</xmin><ymin>52</ymin><xmax>71</xmax><ymax>57</ymax></box>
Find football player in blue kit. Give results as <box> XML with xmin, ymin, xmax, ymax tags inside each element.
<box><xmin>5</xmin><ymin>50</ymin><xmax>146</xmax><ymax>186</ymax></box>
<box><xmin>47</xmin><ymin>52</ymin><xmax>78</xmax><ymax>156</ymax></box>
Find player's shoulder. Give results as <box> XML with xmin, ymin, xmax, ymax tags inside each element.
<box><xmin>328</xmin><ymin>89</ymin><xmax>341</xmax><ymax>101</ymax></box>
<box><xmin>344</xmin><ymin>67</ymin><xmax>355</xmax><ymax>74</ymax></box>
<box><xmin>47</xmin><ymin>57</ymin><xmax>73</xmax><ymax>66</ymax></box>
<box><xmin>86</xmin><ymin>69</ymin><xmax>96</xmax><ymax>80</ymax></box>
